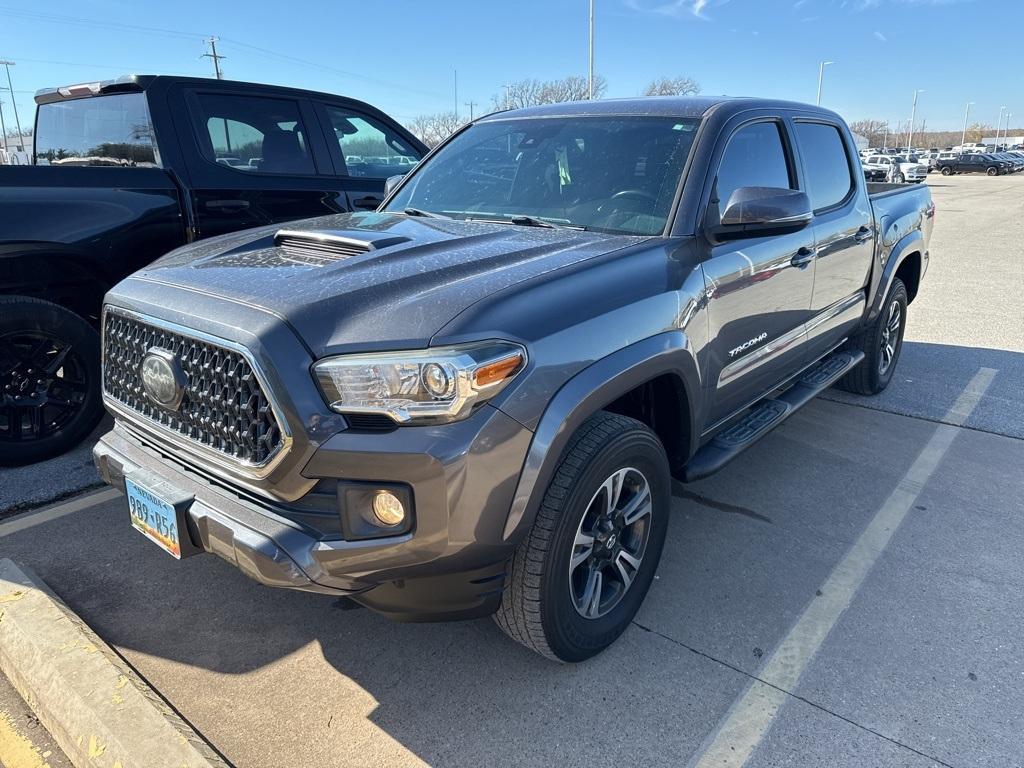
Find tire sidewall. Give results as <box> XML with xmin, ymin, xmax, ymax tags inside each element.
<box><xmin>871</xmin><ymin>281</ymin><xmax>908</xmax><ymax>391</ymax></box>
<box><xmin>0</xmin><ymin>299</ymin><xmax>103</xmax><ymax>465</ymax></box>
<box><xmin>540</xmin><ymin>428</ymin><xmax>670</xmax><ymax>662</ymax></box>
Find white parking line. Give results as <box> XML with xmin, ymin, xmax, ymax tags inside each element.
<box><xmin>0</xmin><ymin>488</ymin><xmax>120</xmax><ymax>539</ymax></box>
<box><xmin>687</xmin><ymin>366</ymin><xmax>998</xmax><ymax>768</ymax></box>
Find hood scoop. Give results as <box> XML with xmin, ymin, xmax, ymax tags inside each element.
<box><xmin>273</xmin><ymin>229</ymin><xmax>411</xmax><ymax>266</ymax></box>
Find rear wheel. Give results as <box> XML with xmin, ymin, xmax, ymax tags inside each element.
<box><xmin>0</xmin><ymin>297</ymin><xmax>103</xmax><ymax>465</ymax></box>
<box><xmin>836</xmin><ymin>279</ymin><xmax>908</xmax><ymax>396</ymax></box>
<box><xmin>894</xmin><ymin>171</ymin><xmax>905</xmax><ymax>183</ymax></box>
<box><xmin>494</xmin><ymin>412</ymin><xmax>670</xmax><ymax>662</ymax></box>
<box><xmin>987</xmin><ymin>166</ymin><xmax>998</xmax><ymax>176</ymax></box>
<box><xmin>941</xmin><ymin>166</ymin><xmax>953</xmax><ymax>176</ymax></box>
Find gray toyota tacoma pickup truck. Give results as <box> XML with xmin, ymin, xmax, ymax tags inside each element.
<box><xmin>94</xmin><ymin>97</ymin><xmax>933</xmax><ymax>661</ymax></box>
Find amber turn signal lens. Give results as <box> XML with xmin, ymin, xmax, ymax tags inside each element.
<box><xmin>474</xmin><ymin>353</ymin><xmax>524</xmax><ymax>387</ymax></box>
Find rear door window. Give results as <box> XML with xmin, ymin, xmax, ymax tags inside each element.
<box><xmin>192</xmin><ymin>93</ymin><xmax>315</xmax><ymax>175</ymax></box>
<box><xmin>715</xmin><ymin>121</ymin><xmax>794</xmax><ymax>216</ymax></box>
<box><xmin>794</xmin><ymin>122</ymin><xmax>854</xmax><ymax>211</ymax></box>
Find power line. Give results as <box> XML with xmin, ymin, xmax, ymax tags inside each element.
<box><xmin>201</xmin><ymin>37</ymin><xmax>225</xmax><ymax>79</ymax></box>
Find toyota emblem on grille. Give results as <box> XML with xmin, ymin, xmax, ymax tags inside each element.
<box><xmin>140</xmin><ymin>348</ymin><xmax>187</xmax><ymax>410</ymax></box>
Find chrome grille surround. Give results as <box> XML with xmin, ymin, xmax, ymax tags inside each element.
<box><xmin>101</xmin><ymin>307</ymin><xmax>291</xmax><ymax>477</ymax></box>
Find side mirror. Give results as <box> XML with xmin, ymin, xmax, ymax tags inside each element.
<box><xmin>711</xmin><ymin>186</ymin><xmax>813</xmax><ymax>241</ymax></box>
<box><xmin>384</xmin><ymin>174</ymin><xmax>405</xmax><ymax>196</ymax></box>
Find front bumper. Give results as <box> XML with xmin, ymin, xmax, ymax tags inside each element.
<box><xmin>94</xmin><ymin>401</ymin><xmax>533</xmax><ymax>621</ymax></box>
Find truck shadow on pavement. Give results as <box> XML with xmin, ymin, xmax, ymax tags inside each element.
<box><xmin>1</xmin><ymin>340</ymin><xmax>1019</xmax><ymax>767</ymax></box>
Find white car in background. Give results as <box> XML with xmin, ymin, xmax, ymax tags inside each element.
<box><xmin>862</xmin><ymin>153</ymin><xmax>929</xmax><ymax>183</ymax></box>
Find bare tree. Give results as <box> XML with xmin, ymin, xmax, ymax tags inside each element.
<box><xmin>849</xmin><ymin>119</ymin><xmax>888</xmax><ymax>147</ymax></box>
<box><xmin>642</xmin><ymin>76</ymin><xmax>700</xmax><ymax>97</ymax></box>
<box><xmin>405</xmin><ymin>112</ymin><xmax>466</xmax><ymax>148</ymax></box>
<box><xmin>492</xmin><ymin>75</ymin><xmax>607</xmax><ymax>111</ymax></box>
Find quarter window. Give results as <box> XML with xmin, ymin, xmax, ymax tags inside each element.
<box><xmin>323</xmin><ymin>106</ymin><xmax>421</xmax><ymax>179</ymax></box>
<box><xmin>716</xmin><ymin>122</ymin><xmax>793</xmax><ymax>216</ymax></box>
<box><xmin>193</xmin><ymin>93</ymin><xmax>315</xmax><ymax>175</ymax></box>
<box><xmin>795</xmin><ymin>122</ymin><xmax>854</xmax><ymax>211</ymax></box>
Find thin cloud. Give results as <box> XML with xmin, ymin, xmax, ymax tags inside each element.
<box><xmin>873</xmin><ymin>30</ymin><xmax>888</xmax><ymax>41</ymax></box>
<box><xmin>624</xmin><ymin>0</ymin><xmax>729</xmax><ymax>19</ymax></box>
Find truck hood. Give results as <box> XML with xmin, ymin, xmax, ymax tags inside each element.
<box><xmin>137</xmin><ymin>212</ymin><xmax>647</xmax><ymax>356</ymax></box>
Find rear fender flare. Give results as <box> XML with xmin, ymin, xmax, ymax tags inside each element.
<box><xmin>501</xmin><ymin>330</ymin><xmax>700</xmax><ymax>543</ymax></box>
<box><xmin>867</xmin><ymin>228</ymin><xmax>924</xmax><ymax>322</ymax></box>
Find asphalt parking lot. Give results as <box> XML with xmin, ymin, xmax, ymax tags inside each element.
<box><xmin>1</xmin><ymin>173</ymin><xmax>1022</xmax><ymax>767</ymax></box>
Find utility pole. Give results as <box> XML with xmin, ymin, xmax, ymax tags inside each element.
<box><xmin>0</xmin><ymin>93</ymin><xmax>8</xmax><ymax>154</ymax></box>
<box><xmin>0</xmin><ymin>61</ymin><xmax>23</xmax><ymax>151</ymax></box>
<box><xmin>907</xmin><ymin>89</ymin><xmax>924</xmax><ymax>152</ymax></box>
<box><xmin>202</xmin><ymin>37</ymin><xmax>225</xmax><ymax>79</ymax></box>
<box><xmin>464</xmin><ymin>100</ymin><xmax>477</xmax><ymax>121</ymax></box>
<box><xmin>816</xmin><ymin>61</ymin><xmax>833</xmax><ymax>106</ymax></box>
<box><xmin>960</xmin><ymin>101</ymin><xmax>973</xmax><ymax>150</ymax></box>
<box><xmin>588</xmin><ymin>0</ymin><xmax>595</xmax><ymax>100</ymax></box>
<box><xmin>502</xmin><ymin>83</ymin><xmax>512</xmax><ymax>110</ymax></box>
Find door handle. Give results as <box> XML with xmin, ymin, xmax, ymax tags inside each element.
<box><xmin>353</xmin><ymin>195</ymin><xmax>382</xmax><ymax>210</ymax></box>
<box><xmin>853</xmin><ymin>226</ymin><xmax>872</xmax><ymax>243</ymax></box>
<box><xmin>204</xmin><ymin>199</ymin><xmax>250</xmax><ymax>211</ymax></box>
<box><xmin>791</xmin><ymin>246</ymin><xmax>816</xmax><ymax>268</ymax></box>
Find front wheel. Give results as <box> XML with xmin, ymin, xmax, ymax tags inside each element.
<box><xmin>941</xmin><ymin>166</ymin><xmax>953</xmax><ymax>176</ymax></box>
<box><xmin>0</xmin><ymin>297</ymin><xmax>103</xmax><ymax>465</ymax></box>
<box><xmin>836</xmin><ymin>279</ymin><xmax>908</xmax><ymax>396</ymax></box>
<box><xmin>987</xmin><ymin>167</ymin><xmax>998</xmax><ymax>176</ymax></box>
<box><xmin>494</xmin><ymin>412</ymin><xmax>671</xmax><ymax>662</ymax></box>
<box><xmin>894</xmin><ymin>172</ymin><xmax>905</xmax><ymax>183</ymax></box>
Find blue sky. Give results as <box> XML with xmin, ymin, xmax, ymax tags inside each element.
<box><xmin>0</xmin><ymin>0</ymin><xmax>1020</xmax><ymax>133</ymax></box>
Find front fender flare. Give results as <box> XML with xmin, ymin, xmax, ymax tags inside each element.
<box><xmin>501</xmin><ymin>330</ymin><xmax>700</xmax><ymax>543</ymax></box>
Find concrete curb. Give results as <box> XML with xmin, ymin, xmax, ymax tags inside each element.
<box><xmin>0</xmin><ymin>558</ymin><xmax>229</xmax><ymax>768</ymax></box>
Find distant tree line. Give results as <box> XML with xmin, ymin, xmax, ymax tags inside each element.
<box><xmin>849</xmin><ymin>118</ymin><xmax>1020</xmax><ymax>149</ymax></box>
<box><xmin>405</xmin><ymin>74</ymin><xmax>702</xmax><ymax>148</ymax></box>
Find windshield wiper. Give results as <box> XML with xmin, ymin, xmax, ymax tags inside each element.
<box><xmin>403</xmin><ymin>207</ymin><xmax>449</xmax><ymax>219</ymax></box>
<box><xmin>466</xmin><ymin>214</ymin><xmax>583</xmax><ymax>230</ymax></box>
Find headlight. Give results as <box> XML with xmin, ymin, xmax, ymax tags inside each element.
<box><xmin>313</xmin><ymin>342</ymin><xmax>526</xmax><ymax>424</ymax></box>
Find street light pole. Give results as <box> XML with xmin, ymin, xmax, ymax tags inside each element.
<box><xmin>1002</xmin><ymin>112</ymin><xmax>1012</xmax><ymax>149</ymax></box>
<box><xmin>816</xmin><ymin>61</ymin><xmax>834</xmax><ymax>106</ymax></box>
<box><xmin>996</xmin><ymin>106</ymin><xmax>1006</xmax><ymax>150</ymax></box>
<box><xmin>0</xmin><ymin>61</ymin><xmax>23</xmax><ymax>151</ymax></box>
<box><xmin>960</xmin><ymin>101</ymin><xmax>973</xmax><ymax>150</ymax></box>
<box><xmin>882</xmin><ymin>122</ymin><xmax>888</xmax><ymax>151</ymax></box>
<box><xmin>588</xmin><ymin>0</ymin><xmax>595</xmax><ymax>100</ymax></box>
<box><xmin>907</xmin><ymin>89</ymin><xmax>924</xmax><ymax>153</ymax></box>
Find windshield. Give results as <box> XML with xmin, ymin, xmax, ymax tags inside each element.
<box><xmin>384</xmin><ymin>115</ymin><xmax>701</xmax><ymax>235</ymax></box>
<box><xmin>35</xmin><ymin>93</ymin><xmax>160</xmax><ymax>167</ymax></box>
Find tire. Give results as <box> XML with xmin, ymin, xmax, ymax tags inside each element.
<box><xmin>494</xmin><ymin>412</ymin><xmax>671</xmax><ymax>662</ymax></box>
<box><xmin>836</xmin><ymin>279</ymin><xmax>908</xmax><ymax>396</ymax></box>
<box><xmin>0</xmin><ymin>296</ymin><xmax>104</xmax><ymax>465</ymax></box>
<box><xmin>941</xmin><ymin>166</ymin><xmax>953</xmax><ymax>176</ymax></box>
<box><xmin>987</xmin><ymin>167</ymin><xmax>998</xmax><ymax>176</ymax></box>
<box><xmin>894</xmin><ymin>172</ymin><xmax>904</xmax><ymax>183</ymax></box>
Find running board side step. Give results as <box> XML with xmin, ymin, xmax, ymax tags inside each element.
<box><xmin>681</xmin><ymin>350</ymin><xmax>865</xmax><ymax>482</ymax></box>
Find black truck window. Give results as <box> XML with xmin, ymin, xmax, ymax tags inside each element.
<box><xmin>716</xmin><ymin>121</ymin><xmax>793</xmax><ymax>215</ymax></box>
<box><xmin>322</xmin><ymin>106</ymin><xmax>421</xmax><ymax>179</ymax></box>
<box><xmin>35</xmin><ymin>93</ymin><xmax>160</xmax><ymax>167</ymax></box>
<box><xmin>193</xmin><ymin>93</ymin><xmax>315</xmax><ymax>175</ymax></box>
<box><xmin>794</xmin><ymin>122</ymin><xmax>854</xmax><ymax>211</ymax></box>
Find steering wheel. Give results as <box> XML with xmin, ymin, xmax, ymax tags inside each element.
<box><xmin>609</xmin><ymin>189</ymin><xmax>658</xmax><ymax>204</ymax></box>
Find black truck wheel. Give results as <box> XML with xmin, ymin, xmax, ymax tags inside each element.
<box><xmin>940</xmin><ymin>166</ymin><xmax>953</xmax><ymax>176</ymax></box>
<box><xmin>836</xmin><ymin>279</ymin><xmax>908</xmax><ymax>396</ymax></box>
<box><xmin>0</xmin><ymin>297</ymin><xmax>103</xmax><ymax>465</ymax></box>
<box><xmin>987</xmin><ymin>166</ymin><xmax>998</xmax><ymax>176</ymax></box>
<box><xmin>494</xmin><ymin>412</ymin><xmax>670</xmax><ymax>662</ymax></box>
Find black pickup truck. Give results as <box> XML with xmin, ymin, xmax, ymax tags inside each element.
<box><xmin>0</xmin><ymin>75</ymin><xmax>425</xmax><ymax>464</ymax></box>
<box><xmin>94</xmin><ymin>97</ymin><xmax>933</xmax><ymax>661</ymax></box>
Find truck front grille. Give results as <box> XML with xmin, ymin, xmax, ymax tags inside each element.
<box><xmin>102</xmin><ymin>309</ymin><xmax>285</xmax><ymax>467</ymax></box>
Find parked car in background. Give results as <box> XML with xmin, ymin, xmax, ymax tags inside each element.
<box><xmin>993</xmin><ymin>152</ymin><xmax>1023</xmax><ymax>172</ymax></box>
<box><xmin>862</xmin><ymin>153</ymin><xmax>928</xmax><ymax>183</ymax></box>
<box><xmin>0</xmin><ymin>74</ymin><xmax>426</xmax><ymax>464</ymax></box>
<box><xmin>93</xmin><ymin>96</ymin><xmax>933</xmax><ymax>661</ymax></box>
<box><xmin>937</xmin><ymin>153</ymin><xmax>1007</xmax><ymax>176</ymax></box>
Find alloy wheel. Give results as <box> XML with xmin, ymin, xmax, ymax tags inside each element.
<box><xmin>878</xmin><ymin>300</ymin><xmax>902</xmax><ymax>376</ymax></box>
<box><xmin>0</xmin><ymin>332</ymin><xmax>90</xmax><ymax>443</ymax></box>
<box><xmin>569</xmin><ymin>466</ymin><xmax>653</xmax><ymax>619</ymax></box>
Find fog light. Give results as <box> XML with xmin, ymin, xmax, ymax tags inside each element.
<box><xmin>372</xmin><ymin>491</ymin><xmax>406</xmax><ymax>526</ymax></box>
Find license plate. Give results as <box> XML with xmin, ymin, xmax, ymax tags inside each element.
<box><xmin>125</xmin><ymin>478</ymin><xmax>182</xmax><ymax>559</ymax></box>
